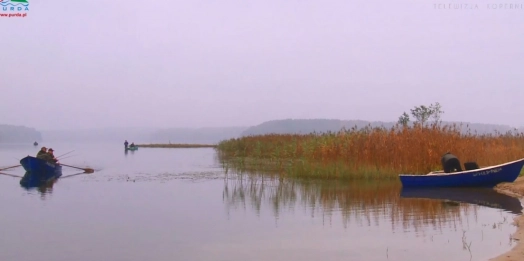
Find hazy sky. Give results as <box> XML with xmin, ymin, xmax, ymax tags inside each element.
<box><xmin>2</xmin><ymin>0</ymin><xmax>523</xmax><ymax>130</ymax></box>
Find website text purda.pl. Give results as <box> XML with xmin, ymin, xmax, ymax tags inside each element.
<box><xmin>0</xmin><ymin>13</ymin><xmax>27</xmax><ymax>17</ymax></box>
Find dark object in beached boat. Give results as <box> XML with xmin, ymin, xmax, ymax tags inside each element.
<box><xmin>441</xmin><ymin>153</ymin><xmax>462</xmax><ymax>173</ymax></box>
<box><xmin>399</xmin><ymin>158</ymin><xmax>524</xmax><ymax>188</ymax></box>
<box><xmin>464</xmin><ymin>161</ymin><xmax>480</xmax><ymax>171</ymax></box>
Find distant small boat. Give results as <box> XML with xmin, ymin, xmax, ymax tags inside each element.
<box><xmin>33</xmin><ymin>142</ymin><xmax>38</xmax><ymax>146</ymax></box>
<box><xmin>400</xmin><ymin>187</ymin><xmax>523</xmax><ymax>215</ymax></box>
<box><xmin>399</xmin><ymin>158</ymin><xmax>524</xmax><ymax>188</ymax></box>
<box><xmin>126</xmin><ymin>146</ymin><xmax>138</xmax><ymax>151</ymax></box>
<box><xmin>19</xmin><ymin>156</ymin><xmax>62</xmax><ymax>186</ymax></box>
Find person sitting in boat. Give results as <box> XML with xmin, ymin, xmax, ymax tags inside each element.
<box><xmin>46</xmin><ymin>148</ymin><xmax>58</xmax><ymax>164</ymax></box>
<box><xmin>36</xmin><ymin>147</ymin><xmax>48</xmax><ymax>159</ymax></box>
<box><xmin>130</xmin><ymin>142</ymin><xmax>135</xmax><ymax>147</ymax></box>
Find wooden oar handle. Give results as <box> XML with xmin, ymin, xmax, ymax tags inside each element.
<box><xmin>59</xmin><ymin>163</ymin><xmax>85</xmax><ymax>170</ymax></box>
<box><xmin>59</xmin><ymin>163</ymin><xmax>95</xmax><ymax>173</ymax></box>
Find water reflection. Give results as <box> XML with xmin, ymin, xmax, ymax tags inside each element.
<box><xmin>400</xmin><ymin>187</ymin><xmax>523</xmax><ymax>215</ymax></box>
<box><xmin>222</xmin><ymin>172</ymin><xmax>524</xmax><ymax>230</ymax></box>
<box><xmin>0</xmin><ymin>171</ymin><xmax>21</xmax><ymax>179</ymax></box>
<box><xmin>18</xmin><ymin>171</ymin><xmax>59</xmax><ymax>198</ymax></box>
<box><xmin>220</xmin><ymin>172</ymin><xmax>522</xmax><ymax>261</ymax></box>
<box><xmin>0</xmin><ymin>171</ymin><xmax>87</xmax><ymax>199</ymax></box>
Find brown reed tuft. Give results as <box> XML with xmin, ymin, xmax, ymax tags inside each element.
<box><xmin>217</xmin><ymin>123</ymin><xmax>524</xmax><ymax>179</ymax></box>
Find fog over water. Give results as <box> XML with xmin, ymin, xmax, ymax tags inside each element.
<box><xmin>2</xmin><ymin>0</ymin><xmax>523</xmax><ymax>131</ymax></box>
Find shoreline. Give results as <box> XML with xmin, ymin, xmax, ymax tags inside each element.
<box><xmin>490</xmin><ymin>176</ymin><xmax>524</xmax><ymax>261</ymax></box>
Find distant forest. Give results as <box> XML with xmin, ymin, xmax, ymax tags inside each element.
<box><xmin>150</xmin><ymin>119</ymin><xmax>524</xmax><ymax>143</ymax></box>
<box><xmin>0</xmin><ymin>124</ymin><xmax>42</xmax><ymax>143</ymax></box>
<box><xmin>2</xmin><ymin>119</ymin><xmax>522</xmax><ymax>144</ymax></box>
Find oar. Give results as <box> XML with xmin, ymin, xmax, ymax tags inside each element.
<box><xmin>0</xmin><ymin>165</ymin><xmax>21</xmax><ymax>171</ymax></box>
<box><xmin>59</xmin><ymin>163</ymin><xmax>94</xmax><ymax>173</ymax></box>
<box><xmin>60</xmin><ymin>172</ymin><xmax>87</xmax><ymax>179</ymax></box>
<box><xmin>0</xmin><ymin>172</ymin><xmax>22</xmax><ymax>178</ymax></box>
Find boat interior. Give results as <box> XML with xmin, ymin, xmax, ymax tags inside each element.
<box><xmin>428</xmin><ymin>153</ymin><xmax>480</xmax><ymax>175</ymax></box>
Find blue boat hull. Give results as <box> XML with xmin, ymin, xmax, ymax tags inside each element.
<box><xmin>19</xmin><ymin>156</ymin><xmax>62</xmax><ymax>187</ymax></box>
<box><xmin>399</xmin><ymin>158</ymin><xmax>524</xmax><ymax>188</ymax></box>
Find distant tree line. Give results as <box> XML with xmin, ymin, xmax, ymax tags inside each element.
<box><xmin>0</xmin><ymin>124</ymin><xmax>42</xmax><ymax>143</ymax></box>
<box><xmin>240</xmin><ymin>105</ymin><xmax>522</xmax><ymax>137</ymax></box>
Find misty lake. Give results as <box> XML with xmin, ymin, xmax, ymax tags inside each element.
<box><xmin>0</xmin><ymin>142</ymin><xmax>521</xmax><ymax>261</ymax></box>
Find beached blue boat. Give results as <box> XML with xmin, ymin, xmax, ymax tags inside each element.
<box><xmin>399</xmin><ymin>158</ymin><xmax>524</xmax><ymax>188</ymax></box>
<box><xmin>19</xmin><ymin>156</ymin><xmax>62</xmax><ymax>186</ymax></box>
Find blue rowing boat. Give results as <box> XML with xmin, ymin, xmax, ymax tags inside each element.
<box><xmin>19</xmin><ymin>156</ymin><xmax>62</xmax><ymax>187</ymax></box>
<box><xmin>399</xmin><ymin>158</ymin><xmax>524</xmax><ymax>188</ymax></box>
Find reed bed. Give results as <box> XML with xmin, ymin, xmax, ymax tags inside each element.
<box><xmin>217</xmin><ymin>123</ymin><xmax>524</xmax><ymax>179</ymax></box>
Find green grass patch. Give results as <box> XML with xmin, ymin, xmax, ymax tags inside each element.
<box><xmin>219</xmin><ymin>156</ymin><xmax>404</xmax><ymax>181</ymax></box>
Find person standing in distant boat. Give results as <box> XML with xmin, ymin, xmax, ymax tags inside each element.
<box><xmin>124</xmin><ymin>140</ymin><xmax>129</xmax><ymax>149</ymax></box>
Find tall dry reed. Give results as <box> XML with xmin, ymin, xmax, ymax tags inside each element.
<box><xmin>217</xmin><ymin>123</ymin><xmax>524</xmax><ymax>179</ymax></box>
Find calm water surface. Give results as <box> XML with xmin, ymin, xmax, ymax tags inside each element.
<box><xmin>0</xmin><ymin>142</ymin><xmax>521</xmax><ymax>261</ymax></box>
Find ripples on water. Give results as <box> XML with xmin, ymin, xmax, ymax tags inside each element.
<box><xmin>0</xmin><ymin>143</ymin><xmax>521</xmax><ymax>261</ymax></box>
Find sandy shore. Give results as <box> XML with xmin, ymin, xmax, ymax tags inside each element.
<box><xmin>490</xmin><ymin>177</ymin><xmax>524</xmax><ymax>261</ymax></box>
